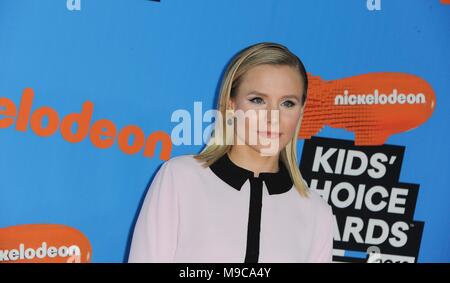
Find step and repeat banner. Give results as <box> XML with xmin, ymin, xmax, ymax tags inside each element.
<box><xmin>0</xmin><ymin>0</ymin><xmax>449</xmax><ymax>263</ymax></box>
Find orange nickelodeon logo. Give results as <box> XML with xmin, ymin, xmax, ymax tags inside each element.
<box><xmin>0</xmin><ymin>224</ymin><xmax>92</xmax><ymax>263</ymax></box>
<box><xmin>0</xmin><ymin>88</ymin><xmax>172</xmax><ymax>160</ymax></box>
<box><xmin>299</xmin><ymin>72</ymin><xmax>436</xmax><ymax>145</ymax></box>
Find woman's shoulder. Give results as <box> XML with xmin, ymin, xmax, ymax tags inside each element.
<box><xmin>160</xmin><ymin>154</ymin><xmax>205</xmax><ymax>173</ymax></box>
<box><xmin>298</xmin><ymin>183</ymin><xmax>333</xmax><ymax>219</ymax></box>
<box><xmin>149</xmin><ymin>154</ymin><xmax>205</xmax><ymax>192</ymax></box>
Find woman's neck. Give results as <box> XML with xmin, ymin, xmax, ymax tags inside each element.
<box><xmin>228</xmin><ymin>145</ymin><xmax>280</xmax><ymax>177</ymax></box>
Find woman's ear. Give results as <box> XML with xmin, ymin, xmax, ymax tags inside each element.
<box><xmin>227</xmin><ymin>99</ymin><xmax>235</xmax><ymax>111</ymax></box>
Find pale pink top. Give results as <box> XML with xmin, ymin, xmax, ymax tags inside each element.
<box><xmin>128</xmin><ymin>153</ymin><xmax>334</xmax><ymax>263</ymax></box>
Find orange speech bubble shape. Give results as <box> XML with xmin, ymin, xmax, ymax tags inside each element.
<box><xmin>299</xmin><ymin>72</ymin><xmax>436</xmax><ymax>145</ymax></box>
<box><xmin>0</xmin><ymin>224</ymin><xmax>92</xmax><ymax>263</ymax></box>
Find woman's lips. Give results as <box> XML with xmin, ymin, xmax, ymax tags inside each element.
<box><xmin>257</xmin><ymin>131</ymin><xmax>282</xmax><ymax>138</ymax></box>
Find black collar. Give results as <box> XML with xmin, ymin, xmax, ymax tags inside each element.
<box><xmin>209</xmin><ymin>152</ymin><xmax>293</xmax><ymax>195</ymax></box>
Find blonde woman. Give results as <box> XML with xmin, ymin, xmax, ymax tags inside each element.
<box><xmin>128</xmin><ymin>42</ymin><xmax>335</xmax><ymax>263</ymax></box>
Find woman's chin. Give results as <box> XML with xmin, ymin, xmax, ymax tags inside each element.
<box><xmin>254</xmin><ymin>145</ymin><xmax>282</xmax><ymax>156</ymax></box>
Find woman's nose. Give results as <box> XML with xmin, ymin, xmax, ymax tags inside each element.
<box><xmin>265</xmin><ymin>107</ymin><xmax>280</xmax><ymax>123</ymax></box>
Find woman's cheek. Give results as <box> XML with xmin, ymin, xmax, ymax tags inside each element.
<box><xmin>281</xmin><ymin>112</ymin><xmax>301</xmax><ymax>137</ymax></box>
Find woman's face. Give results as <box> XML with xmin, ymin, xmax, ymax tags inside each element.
<box><xmin>229</xmin><ymin>64</ymin><xmax>305</xmax><ymax>156</ymax></box>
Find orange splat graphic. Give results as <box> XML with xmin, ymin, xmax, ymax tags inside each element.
<box><xmin>0</xmin><ymin>224</ymin><xmax>92</xmax><ymax>263</ymax></box>
<box><xmin>299</xmin><ymin>72</ymin><xmax>436</xmax><ymax>146</ymax></box>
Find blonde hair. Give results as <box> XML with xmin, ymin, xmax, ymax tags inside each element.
<box><xmin>194</xmin><ymin>42</ymin><xmax>310</xmax><ymax>197</ymax></box>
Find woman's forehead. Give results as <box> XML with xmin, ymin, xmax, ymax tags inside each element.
<box><xmin>238</xmin><ymin>65</ymin><xmax>304</xmax><ymax>98</ymax></box>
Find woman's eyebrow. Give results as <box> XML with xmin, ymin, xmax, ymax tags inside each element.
<box><xmin>247</xmin><ymin>91</ymin><xmax>268</xmax><ymax>97</ymax></box>
<box><xmin>281</xmin><ymin>94</ymin><xmax>301</xmax><ymax>100</ymax></box>
<box><xmin>247</xmin><ymin>91</ymin><xmax>300</xmax><ymax>100</ymax></box>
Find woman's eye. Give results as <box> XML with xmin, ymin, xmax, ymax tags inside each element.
<box><xmin>282</xmin><ymin>100</ymin><xmax>296</xmax><ymax>108</ymax></box>
<box><xmin>249</xmin><ymin>97</ymin><xmax>264</xmax><ymax>104</ymax></box>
